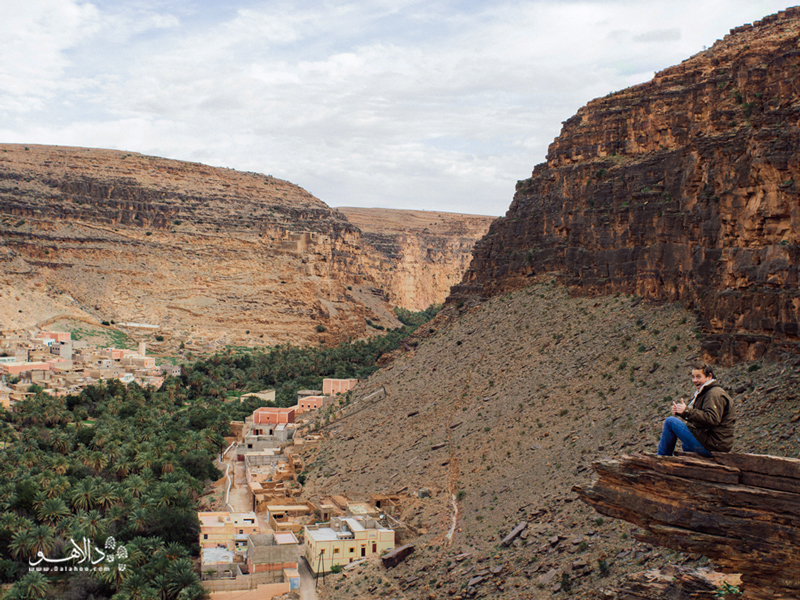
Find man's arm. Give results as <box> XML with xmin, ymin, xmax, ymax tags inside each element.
<box><xmin>684</xmin><ymin>391</ymin><xmax>727</xmax><ymax>428</ymax></box>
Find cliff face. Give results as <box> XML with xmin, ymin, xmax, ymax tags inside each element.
<box><xmin>455</xmin><ymin>8</ymin><xmax>800</xmax><ymax>363</ymax></box>
<box><xmin>336</xmin><ymin>207</ymin><xmax>495</xmax><ymax>310</ymax></box>
<box><xmin>0</xmin><ymin>144</ymin><xmax>400</xmax><ymax>348</ymax></box>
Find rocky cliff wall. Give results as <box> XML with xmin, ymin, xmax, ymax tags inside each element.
<box><xmin>0</xmin><ymin>144</ymin><xmax>400</xmax><ymax>348</ymax></box>
<box><xmin>454</xmin><ymin>8</ymin><xmax>800</xmax><ymax>363</ymax></box>
<box><xmin>337</xmin><ymin>207</ymin><xmax>495</xmax><ymax>310</ymax></box>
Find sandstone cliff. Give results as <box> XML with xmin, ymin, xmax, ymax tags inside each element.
<box><xmin>336</xmin><ymin>207</ymin><xmax>495</xmax><ymax>311</ymax></box>
<box><xmin>0</xmin><ymin>144</ymin><xmax>401</xmax><ymax>348</ymax></box>
<box><xmin>454</xmin><ymin>8</ymin><xmax>800</xmax><ymax>363</ymax></box>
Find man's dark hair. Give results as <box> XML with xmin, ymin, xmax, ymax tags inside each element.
<box><xmin>691</xmin><ymin>362</ymin><xmax>714</xmax><ymax>377</ymax></box>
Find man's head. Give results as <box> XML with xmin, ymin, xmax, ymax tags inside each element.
<box><xmin>691</xmin><ymin>362</ymin><xmax>714</xmax><ymax>389</ymax></box>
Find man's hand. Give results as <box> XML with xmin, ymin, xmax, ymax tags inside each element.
<box><xmin>671</xmin><ymin>400</ymin><xmax>687</xmax><ymax>415</ymax></box>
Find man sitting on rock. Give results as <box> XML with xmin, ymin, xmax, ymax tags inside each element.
<box><xmin>657</xmin><ymin>363</ymin><xmax>735</xmax><ymax>457</ymax></box>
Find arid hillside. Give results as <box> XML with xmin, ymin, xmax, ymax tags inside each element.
<box><xmin>0</xmin><ymin>144</ymin><xmax>407</xmax><ymax>350</ymax></box>
<box><xmin>296</xmin><ymin>9</ymin><xmax>800</xmax><ymax>600</ymax></box>
<box><xmin>301</xmin><ymin>283</ymin><xmax>799</xmax><ymax>600</ymax></box>
<box><xmin>337</xmin><ymin>207</ymin><xmax>495</xmax><ymax>310</ymax></box>
<box><xmin>454</xmin><ymin>8</ymin><xmax>800</xmax><ymax>364</ymax></box>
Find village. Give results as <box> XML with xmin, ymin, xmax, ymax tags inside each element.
<box><xmin>197</xmin><ymin>378</ymin><xmax>411</xmax><ymax>599</ymax></box>
<box><xmin>0</xmin><ymin>328</ymin><xmax>410</xmax><ymax>599</ymax></box>
<box><xmin>0</xmin><ymin>329</ymin><xmax>179</xmax><ymax>408</ymax></box>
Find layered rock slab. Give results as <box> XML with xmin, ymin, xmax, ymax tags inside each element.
<box><xmin>455</xmin><ymin>8</ymin><xmax>800</xmax><ymax>362</ymax></box>
<box><xmin>574</xmin><ymin>452</ymin><xmax>800</xmax><ymax>599</ymax></box>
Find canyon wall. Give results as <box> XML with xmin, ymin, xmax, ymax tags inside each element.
<box><xmin>453</xmin><ymin>8</ymin><xmax>800</xmax><ymax>363</ymax></box>
<box><xmin>336</xmin><ymin>207</ymin><xmax>494</xmax><ymax>311</ymax></box>
<box><xmin>0</xmin><ymin>144</ymin><xmax>400</xmax><ymax>349</ymax></box>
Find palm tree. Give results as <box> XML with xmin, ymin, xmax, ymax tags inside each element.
<box><xmin>43</xmin><ymin>474</ymin><xmax>71</xmax><ymax>499</ymax></box>
<box><xmin>50</xmin><ymin>431</ymin><xmax>71</xmax><ymax>455</ymax></box>
<box><xmin>89</xmin><ymin>450</ymin><xmax>109</xmax><ymax>473</ymax></box>
<box><xmin>29</xmin><ymin>523</ymin><xmax>56</xmax><ymax>557</ymax></box>
<box><xmin>50</xmin><ymin>455</ymin><xmax>71</xmax><ymax>475</ymax></box>
<box><xmin>8</xmin><ymin>528</ymin><xmax>35</xmax><ymax>560</ymax></box>
<box><xmin>152</xmin><ymin>574</ymin><xmax>170</xmax><ymax>600</ymax></box>
<box><xmin>165</xmin><ymin>558</ymin><xmax>199</xmax><ymax>600</ymax></box>
<box><xmin>122</xmin><ymin>572</ymin><xmax>158</xmax><ymax>600</ymax></box>
<box><xmin>124</xmin><ymin>475</ymin><xmax>146</xmax><ymax>498</ymax></box>
<box><xmin>95</xmin><ymin>481</ymin><xmax>119</xmax><ymax>511</ymax></box>
<box><xmin>71</xmin><ymin>479</ymin><xmax>98</xmax><ymax>511</ymax></box>
<box><xmin>5</xmin><ymin>571</ymin><xmax>50</xmax><ymax>600</ymax></box>
<box><xmin>127</xmin><ymin>508</ymin><xmax>149</xmax><ymax>534</ymax></box>
<box><xmin>80</xmin><ymin>509</ymin><xmax>106</xmax><ymax>540</ymax></box>
<box><xmin>135</xmin><ymin>451</ymin><xmax>155</xmax><ymax>472</ymax></box>
<box><xmin>114</xmin><ymin>459</ymin><xmax>134</xmax><ymax>479</ymax></box>
<box><xmin>36</xmin><ymin>497</ymin><xmax>70</xmax><ymax>526</ymax></box>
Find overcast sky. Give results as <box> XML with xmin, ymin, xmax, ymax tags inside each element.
<box><xmin>0</xmin><ymin>1</ymin><xmax>794</xmax><ymax>216</ymax></box>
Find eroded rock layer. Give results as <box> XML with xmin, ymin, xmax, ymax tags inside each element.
<box><xmin>336</xmin><ymin>207</ymin><xmax>495</xmax><ymax>310</ymax></box>
<box><xmin>574</xmin><ymin>452</ymin><xmax>800</xmax><ymax>600</ymax></box>
<box><xmin>0</xmin><ymin>144</ymin><xmax>400</xmax><ymax>348</ymax></box>
<box><xmin>455</xmin><ymin>8</ymin><xmax>800</xmax><ymax>363</ymax></box>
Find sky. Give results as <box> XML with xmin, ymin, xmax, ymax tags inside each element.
<box><xmin>0</xmin><ymin>1</ymin><xmax>795</xmax><ymax>216</ymax></box>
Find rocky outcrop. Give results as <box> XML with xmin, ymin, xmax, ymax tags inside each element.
<box><xmin>455</xmin><ymin>8</ymin><xmax>800</xmax><ymax>363</ymax></box>
<box><xmin>0</xmin><ymin>144</ymin><xmax>401</xmax><ymax>347</ymax></box>
<box><xmin>337</xmin><ymin>207</ymin><xmax>495</xmax><ymax>310</ymax></box>
<box><xmin>574</xmin><ymin>452</ymin><xmax>800</xmax><ymax>599</ymax></box>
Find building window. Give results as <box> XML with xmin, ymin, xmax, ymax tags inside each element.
<box><xmin>334</xmin><ymin>548</ymin><xmax>340</xmax><ymax>554</ymax></box>
<box><xmin>349</xmin><ymin>547</ymin><xmax>354</xmax><ymax>553</ymax></box>
<box><xmin>203</xmin><ymin>534</ymin><xmax>208</xmax><ymax>540</ymax></box>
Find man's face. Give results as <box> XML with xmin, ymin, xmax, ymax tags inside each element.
<box><xmin>691</xmin><ymin>369</ymin><xmax>713</xmax><ymax>389</ymax></box>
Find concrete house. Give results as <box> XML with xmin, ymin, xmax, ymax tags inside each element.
<box><xmin>304</xmin><ymin>516</ymin><xmax>394</xmax><ymax>574</ymax></box>
<box><xmin>323</xmin><ymin>378</ymin><xmax>359</xmax><ymax>396</ymax></box>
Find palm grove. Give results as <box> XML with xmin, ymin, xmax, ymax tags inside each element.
<box><xmin>0</xmin><ymin>306</ymin><xmax>437</xmax><ymax>599</ymax></box>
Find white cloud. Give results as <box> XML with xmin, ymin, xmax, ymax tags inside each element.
<box><xmin>0</xmin><ymin>0</ymin><xmax>795</xmax><ymax>215</ymax></box>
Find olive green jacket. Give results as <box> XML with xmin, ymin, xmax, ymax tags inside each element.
<box><xmin>681</xmin><ymin>381</ymin><xmax>735</xmax><ymax>452</ymax></box>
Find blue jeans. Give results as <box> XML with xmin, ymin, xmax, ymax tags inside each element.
<box><xmin>657</xmin><ymin>416</ymin><xmax>712</xmax><ymax>457</ymax></box>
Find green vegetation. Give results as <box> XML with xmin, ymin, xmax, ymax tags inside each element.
<box><xmin>182</xmin><ymin>305</ymin><xmax>438</xmax><ymax>407</ymax></box>
<box><xmin>393</xmin><ymin>304</ymin><xmax>441</xmax><ymax>327</ymax></box>
<box><xmin>0</xmin><ymin>379</ymin><xmax>221</xmax><ymax>599</ymax></box>
<box><xmin>0</xmin><ymin>304</ymin><xmax>440</xmax><ymax>596</ymax></box>
<box><xmin>67</xmin><ymin>326</ymin><xmax>133</xmax><ymax>349</ymax></box>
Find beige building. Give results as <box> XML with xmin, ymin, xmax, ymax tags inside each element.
<box><xmin>304</xmin><ymin>516</ymin><xmax>394</xmax><ymax>574</ymax></box>
<box><xmin>198</xmin><ymin>511</ymin><xmax>259</xmax><ymax>553</ymax></box>
<box><xmin>241</xmin><ymin>389</ymin><xmax>276</xmax><ymax>403</ymax></box>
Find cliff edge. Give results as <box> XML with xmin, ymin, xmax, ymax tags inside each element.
<box><xmin>454</xmin><ymin>8</ymin><xmax>800</xmax><ymax>363</ymax></box>
<box><xmin>574</xmin><ymin>452</ymin><xmax>800</xmax><ymax>599</ymax></box>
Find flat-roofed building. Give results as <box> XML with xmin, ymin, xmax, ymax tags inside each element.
<box><xmin>198</xmin><ymin>511</ymin><xmax>259</xmax><ymax>553</ymax></box>
<box><xmin>323</xmin><ymin>378</ymin><xmax>359</xmax><ymax>396</ymax></box>
<box><xmin>297</xmin><ymin>395</ymin><xmax>325</xmax><ymax>414</ymax></box>
<box><xmin>0</xmin><ymin>361</ymin><xmax>52</xmax><ymax>376</ymax></box>
<box><xmin>253</xmin><ymin>406</ymin><xmax>295</xmax><ymax>426</ymax></box>
<box><xmin>304</xmin><ymin>516</ymin><xmax>394</xmax><ymax>574</ymax></box>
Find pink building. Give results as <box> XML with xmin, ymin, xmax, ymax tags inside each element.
<box><xmin>323</xmin><ymin>378</ymin><xmax>359</xmax><ymax>396</ymax></box>
<box><xmin>1</xmin><ymin>361</ymin><xmax>53</xmax><ymax>376</ymax></box>
<box><xmin>41</xmin><ymin>332</ymin><xmax>71</xmax><ymax>343</ymax></box>
<box><xmin>253</xmin><ymin>407</ymin><xmax>296</xmax><ymax>426</ymax></box>
<box><xmin>297</xmin><ymin>396</ymin><xmax>325</xmax><ymax>414</ymax></box>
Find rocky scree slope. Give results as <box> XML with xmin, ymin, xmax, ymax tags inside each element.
<box><xmin>300</xmin><ymin>283</ymin><xmax>800</xmax><ymax>600</ymax></box>
<box><xmin>336</xmin><ymin>207</ymin><xmax>495</xmax><ymax>311</ymax></box>
<box><xmin>454</xmin><ymin>8</ymin><xmax>800</xmax><ymax>364</ymax></box>
<box><xmin>0</xmin><ymin>144</ymin><xmax>400</xmax><ymax>348</ymax></box>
